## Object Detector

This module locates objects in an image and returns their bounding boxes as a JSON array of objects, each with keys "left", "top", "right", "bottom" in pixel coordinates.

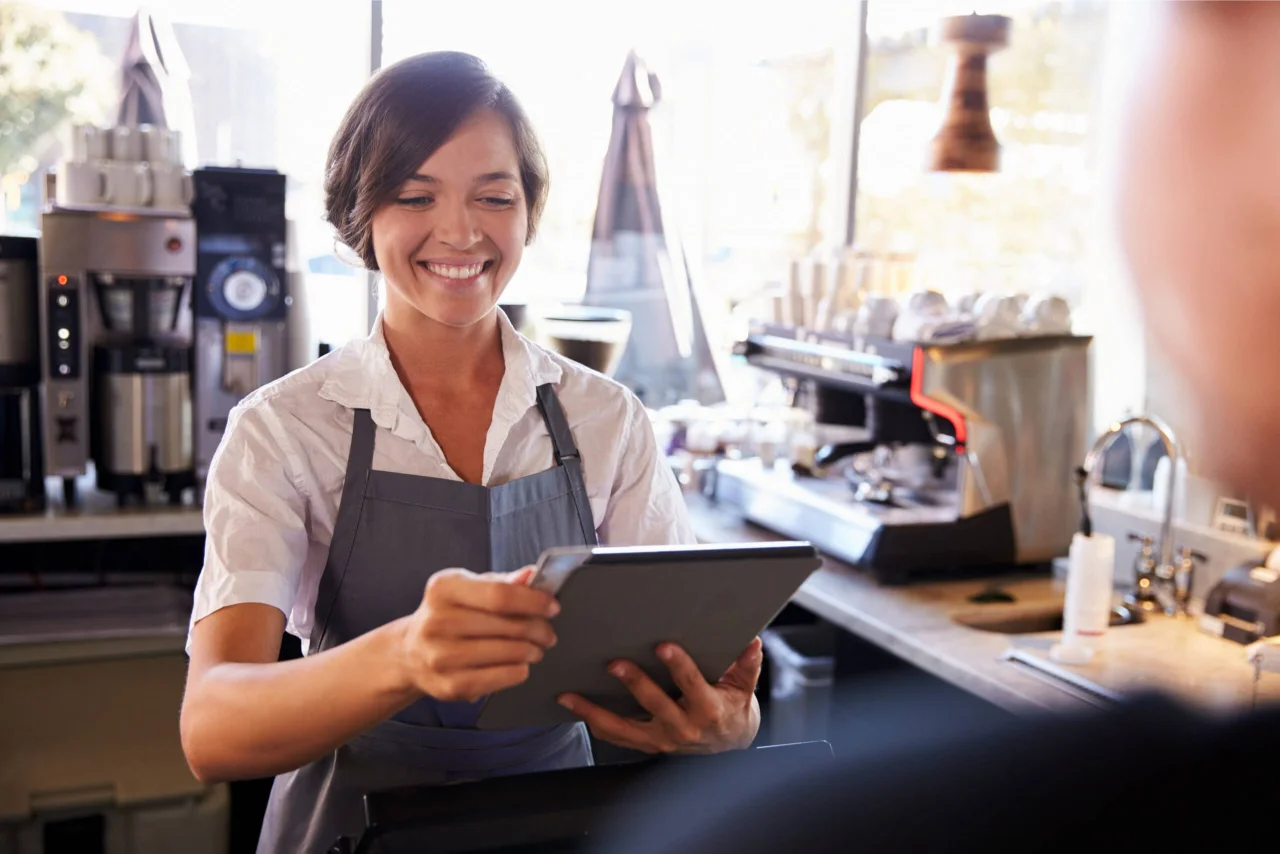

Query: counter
[
  {"left": 0, "top": 473, "right": 203, "bottom": 544},
  {"left": 684, "top": 492, "right": 1280, "bottom": 716}
]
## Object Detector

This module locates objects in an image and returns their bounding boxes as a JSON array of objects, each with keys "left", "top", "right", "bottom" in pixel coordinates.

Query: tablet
[{"left": 474, "top": 541, "right": 822, "bottom": 730}]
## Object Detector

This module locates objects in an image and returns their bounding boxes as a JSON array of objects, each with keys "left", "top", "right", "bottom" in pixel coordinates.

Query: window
[
  {"left": 2, "top": 0, "right": 371, "bottom": 348},
  {"left": 854, "top": 0, "right": 1111, "bottom": 307},
  {"left": 382, "top": 0, "right": 861, "bottom": 374}
]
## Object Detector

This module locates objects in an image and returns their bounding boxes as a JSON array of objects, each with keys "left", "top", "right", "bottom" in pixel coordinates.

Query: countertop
[
  {"left": 683, "top": 492, "right": 1280, "bottom": 716},
  {"left": 0, "top": 473, "right": 203, "bottom": 543}
]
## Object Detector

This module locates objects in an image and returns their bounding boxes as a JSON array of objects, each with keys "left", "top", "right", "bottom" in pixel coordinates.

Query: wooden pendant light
[{"left": 928, "top": 13, "right": 1011, "bottom": 172}]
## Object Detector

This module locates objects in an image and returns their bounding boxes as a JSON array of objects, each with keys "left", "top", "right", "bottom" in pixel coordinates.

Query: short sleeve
[
  {"left": 597, "top": 396, "right": 696, "bottom": 547},
  {"left": 187, "top": 402, "right": 310, "bottom": 653}
]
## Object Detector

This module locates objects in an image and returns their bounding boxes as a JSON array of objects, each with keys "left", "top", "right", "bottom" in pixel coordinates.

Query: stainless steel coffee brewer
[
  {"left": 0, "top": 236, "right": 46, "bottom": 513},
  {"left": 38, "top": 204, "right": 196, "bottom": 507},
  {"left": 716, "top": 324, "right": 1091, "bottom": 584}
]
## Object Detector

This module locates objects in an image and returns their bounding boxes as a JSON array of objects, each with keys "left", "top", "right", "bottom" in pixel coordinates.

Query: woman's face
[{"left": 371, "top": 109, "right": 527, "bottom": 329}]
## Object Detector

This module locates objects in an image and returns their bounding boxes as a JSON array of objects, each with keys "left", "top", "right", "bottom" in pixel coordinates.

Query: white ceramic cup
[
  {"left": 69, "top": 124, "right": 111, "bottom": 161},
  {"left": 110, "top": 125, "right": 144, "bottom": 161},
  {"left": 102, "top": 160, "right": 152, "bottom": 207},
  {"left": 141, "top": 125, "right": 181, "bottom": 165},
  {"left": 55, "top": 160, "right": 108, "bottom": 206},
  {"left": 1022, "top": 294, "right": 1073, "bottom": 335},
  {"left": 956, "top": 291, "right": 985, "bottom": 316},
  {"left": 150, "top": 162, "right": 193, "bottom": 210},
  {"left": 973, "top": 292, "right": 1021, "bottom": 326},
  {"left": 854, "top": 295, "right": 900, "bottom": 340},
  {"left": 906, "top": 289, "right": 949, "bottom": 317}
]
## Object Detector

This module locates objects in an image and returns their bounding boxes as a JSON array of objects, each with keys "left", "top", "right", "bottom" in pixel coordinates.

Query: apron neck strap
[
  {"left": 534, "top": 383, "right": 598, "bottom": 546},
  {"left": 347, "top": 408, "right": 377, "bottom": 481},
  {"left": 534, "top": 383, "right": 581, "bottom": 465}
]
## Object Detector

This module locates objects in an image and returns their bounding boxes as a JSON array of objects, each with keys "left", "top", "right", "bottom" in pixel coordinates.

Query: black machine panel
[
  {"left": 191, "top": 167, "right": 287, "bottom": 322},
  {"left": 46, "top": 277, "right": 81, "bottom": 380}
]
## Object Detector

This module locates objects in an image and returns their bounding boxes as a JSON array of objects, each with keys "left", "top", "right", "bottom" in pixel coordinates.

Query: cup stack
[{"left": 55, "top": 123, "right": 192, "bottom": 213}]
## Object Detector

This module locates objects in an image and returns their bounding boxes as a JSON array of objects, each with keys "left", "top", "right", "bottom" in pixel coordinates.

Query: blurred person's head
[
  {"left": 324, "top": 51, "right": 548, "bottom": 329},
  {"left": 1119, "top": 2, "right": 1280, "bottom": 508}
]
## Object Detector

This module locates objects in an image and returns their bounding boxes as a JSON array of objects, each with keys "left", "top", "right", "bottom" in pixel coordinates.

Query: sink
[{"left": 952, "top": 603, "right": 1144, "bottom": 635}]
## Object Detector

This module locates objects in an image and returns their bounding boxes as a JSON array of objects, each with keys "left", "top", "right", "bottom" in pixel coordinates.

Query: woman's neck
[{"left": 381, "top": 302, "right": 505, "bottom": 392}]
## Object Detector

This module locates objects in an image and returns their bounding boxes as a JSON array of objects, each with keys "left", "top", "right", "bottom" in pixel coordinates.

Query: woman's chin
[{"left": 417, "top": 297, "right": 498, "bottom": 330}]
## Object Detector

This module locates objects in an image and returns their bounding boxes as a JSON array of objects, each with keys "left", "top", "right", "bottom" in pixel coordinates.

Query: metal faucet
[{"left": 1080, "top": 415, "right": 1186, "bottom": 616}]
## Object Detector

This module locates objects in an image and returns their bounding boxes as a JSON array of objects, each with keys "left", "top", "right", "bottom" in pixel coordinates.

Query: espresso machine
[
  {"left": 38, "top": 206, "right": 197, "bottom": 507},
  {"left": 0, "top": 236, "right": 46, "bottom": 513},
  {"left": 190, "top": 167, "right": 288, "bottom": 483},
  {"left": 716, "top": 324, "right": 1091, "bottom": 584}
]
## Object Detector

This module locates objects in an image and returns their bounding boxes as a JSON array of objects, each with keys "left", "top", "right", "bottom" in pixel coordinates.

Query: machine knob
[
  {"left": 207, "top": 255, "right": 279, "bottom": 319},
  {"left": 222, "top": 269, "right": 269, "bottom": 312}
]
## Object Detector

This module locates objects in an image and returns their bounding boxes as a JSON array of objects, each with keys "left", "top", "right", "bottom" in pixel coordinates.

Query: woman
[{"left": 179, "top": 52, "right": 761, "bottom": 853}]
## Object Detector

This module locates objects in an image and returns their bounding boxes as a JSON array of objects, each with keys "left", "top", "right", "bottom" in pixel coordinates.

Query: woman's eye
[
  {"left": 396, "top": 196, "right": 432, "bottom": 208},
  {"left": 479, "top": 197, "right": 514, "bottom": 208}
]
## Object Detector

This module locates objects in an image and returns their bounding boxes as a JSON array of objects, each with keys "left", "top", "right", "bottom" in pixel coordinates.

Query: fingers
[
  {"left": 421, "top": 638, "right": 546, "bottom": 670},
  {"left": 717, "top": 637, "right": 764, "bottom": 693},
  {"left": 557, "top": 693, "right": 670, "bottom": 753},
  {"left": 426, "top": 610, "right": 557, "bottom": 648},
  {"left": 656, "top": 643, "right": 717, "bottom": 708},
  {"left": 606, "top": 659, "right": 689, "bottom": 731},
  {"left": 428, "top": 568, "right": 559, "bottom": 618}
]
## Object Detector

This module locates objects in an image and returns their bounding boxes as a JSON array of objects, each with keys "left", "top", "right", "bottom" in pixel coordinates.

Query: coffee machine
[
  {"left": 190, "top": 167, "right": 288, "bottom": 483},
  {"left": 0, "top": 236, "right": 47, "bottom": 513},
  {"left": 716, "top": 324, "right": 1091, "bottom": 584},
  {"left": 38, "top": 207, "right": 197, "bottom": 507}
]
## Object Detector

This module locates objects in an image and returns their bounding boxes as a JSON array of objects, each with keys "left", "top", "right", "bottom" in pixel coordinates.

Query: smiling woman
[
  {"left": 370, "top": 111, "right": 529, "bottom": 330},
  {"left": 180, "top": 50, "right": 758, "bottom": 854},
  {"left": 324, "top": 52, "right": 549, "bottom": 270}
]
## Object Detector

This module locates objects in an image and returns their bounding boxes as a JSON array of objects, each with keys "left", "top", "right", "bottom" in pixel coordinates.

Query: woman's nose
[{"left": 434, "top": 199, "right": 481, "bottom": 249}]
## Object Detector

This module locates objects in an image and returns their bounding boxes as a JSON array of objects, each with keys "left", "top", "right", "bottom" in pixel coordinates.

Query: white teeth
[{"left": 424, "top": 262, "right": 485, "bottom": 279}]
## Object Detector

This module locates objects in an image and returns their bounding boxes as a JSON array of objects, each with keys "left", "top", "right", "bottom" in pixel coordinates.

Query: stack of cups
[{"left": 56, "top": 124, "right": 192, "bottom": 212}]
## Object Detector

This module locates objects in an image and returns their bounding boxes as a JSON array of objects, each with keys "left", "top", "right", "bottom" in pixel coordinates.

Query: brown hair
[{"left": 324, "top": 51, "right": 549, "bottom": 270}]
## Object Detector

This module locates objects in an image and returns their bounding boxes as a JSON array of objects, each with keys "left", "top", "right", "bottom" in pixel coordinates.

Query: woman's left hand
[{"left": 557, "top": 638, "right": 762, "bottom": 754}]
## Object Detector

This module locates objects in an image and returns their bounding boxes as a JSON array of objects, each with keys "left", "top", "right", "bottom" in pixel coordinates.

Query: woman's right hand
[{"left": 396, "top": 567, "right": 559, "bottom": 703}]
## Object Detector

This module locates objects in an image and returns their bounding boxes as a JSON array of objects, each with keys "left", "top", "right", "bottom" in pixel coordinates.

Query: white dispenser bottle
[{"left": 1051, "top": 532, "right": 1117, "bottom": 665}]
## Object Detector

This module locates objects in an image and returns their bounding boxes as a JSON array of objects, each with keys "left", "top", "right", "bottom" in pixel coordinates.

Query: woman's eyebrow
[
  {"left": 404, "top": 171, "right": 516, "bottom": 184},
  {"left": 473, "top": 171, "right": 518, "bottom": 184}
]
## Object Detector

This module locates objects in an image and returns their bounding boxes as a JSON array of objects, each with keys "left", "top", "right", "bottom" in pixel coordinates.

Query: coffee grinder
[
  {"left": 38, "top": 206, "right": 197, "bottom": 507},
  {"left": 190, "top": 167, "right": 289, "bottom": 484}
]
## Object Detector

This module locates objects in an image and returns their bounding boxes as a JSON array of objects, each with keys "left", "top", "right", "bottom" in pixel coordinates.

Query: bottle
[{"left": 1051, "top": 532, "right": 1117, "bottom": 666}]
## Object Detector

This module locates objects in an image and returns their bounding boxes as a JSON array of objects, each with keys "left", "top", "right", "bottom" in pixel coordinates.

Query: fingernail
[
  {"left": 557, "top": 695, "right": 575, "bottom": 711},
  {"left": 658, "top": 645, "right": 674, "bottom": 662},
  {"left": 546, "top": 601, "right": 561, "bottom": 617},
  {"left": 609, "top": 662, "right": 627, "bottom": 678}
]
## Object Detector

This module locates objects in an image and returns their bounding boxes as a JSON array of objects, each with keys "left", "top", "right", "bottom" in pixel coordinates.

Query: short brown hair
[{"left": 324, "top": 51, "right": 549, "bottom": 270}]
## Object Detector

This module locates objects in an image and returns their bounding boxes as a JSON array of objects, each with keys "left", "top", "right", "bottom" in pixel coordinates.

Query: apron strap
[
  {"left": 312, "top": 408, "right": 378, "bottom": 651},
  {"left": 534, "top": 384, "right": 598, "bottom": 546}
]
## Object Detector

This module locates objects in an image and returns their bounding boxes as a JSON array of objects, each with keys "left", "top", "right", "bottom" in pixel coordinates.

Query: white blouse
[{"left": 189, "top": 310, "right": 695, "bottom": 654}]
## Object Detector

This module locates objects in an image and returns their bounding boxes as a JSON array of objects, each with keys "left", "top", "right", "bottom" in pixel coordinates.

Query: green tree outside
[{"left": 0, "top": 3, "right": 113, "bottom": 230}]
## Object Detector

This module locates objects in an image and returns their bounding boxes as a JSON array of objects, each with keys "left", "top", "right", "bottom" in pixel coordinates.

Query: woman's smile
[{"left": 416, "top": 258, "right": 495, "bottom": 290}]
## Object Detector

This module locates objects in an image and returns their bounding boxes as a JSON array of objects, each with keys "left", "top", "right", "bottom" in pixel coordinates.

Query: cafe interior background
[{"left": 3, "top": 1, "right": 1278, "bottom": 852}]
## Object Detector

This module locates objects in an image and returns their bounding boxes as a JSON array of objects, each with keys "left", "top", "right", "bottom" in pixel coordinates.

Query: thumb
[
  {"left": 502, "top": 566, "right": 537, "bottom": 586},
  {"left": 718, "top": 637, "right": 764, "bottom": 693}
]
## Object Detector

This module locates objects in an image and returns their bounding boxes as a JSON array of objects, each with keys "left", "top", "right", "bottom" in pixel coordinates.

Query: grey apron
[{"left": 257, "top": 384, "right": 598, "bottom": 854}]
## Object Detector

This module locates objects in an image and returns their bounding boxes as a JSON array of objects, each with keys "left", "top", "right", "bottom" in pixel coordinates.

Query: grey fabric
[
  {"left": 256, "top": 384, "right": 596, "bottom": 854},
  {"left": 535, "top": 382, "right": 598, "bottom": 547}
]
